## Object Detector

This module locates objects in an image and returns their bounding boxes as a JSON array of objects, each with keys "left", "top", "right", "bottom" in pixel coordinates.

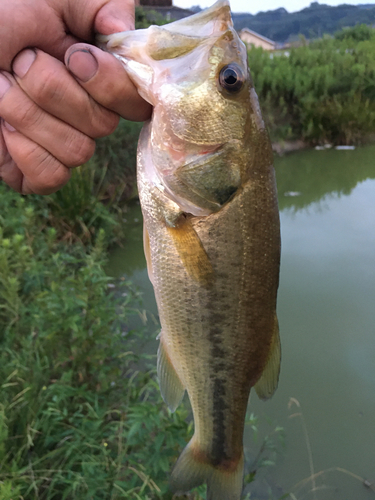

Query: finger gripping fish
[{"left": 99, "top": 2, "right": 281, "bottom": 498}]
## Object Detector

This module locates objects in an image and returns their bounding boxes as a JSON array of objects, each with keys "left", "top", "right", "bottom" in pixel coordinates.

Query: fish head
[{"left": 99, "top": 0, "right": 270, "bottom": 215}]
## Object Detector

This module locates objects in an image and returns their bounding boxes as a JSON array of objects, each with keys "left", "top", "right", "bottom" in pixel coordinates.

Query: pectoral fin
[
  {"left": 255, "top": 315, "right": 281, "bottom": 400},
  {"left": 167, "top": 216, "right": 214, "bottom": 287},
  {"left": 157, "top": 338, "right": 185, "bottom": 412}
]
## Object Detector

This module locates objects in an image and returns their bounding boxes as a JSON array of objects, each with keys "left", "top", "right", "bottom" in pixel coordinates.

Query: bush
[
  {"left": 249, "top": 24, "right": 375, "bottom": 145},
  {"left": 0, "top": 185, "right": 194, "bottom": 499}
]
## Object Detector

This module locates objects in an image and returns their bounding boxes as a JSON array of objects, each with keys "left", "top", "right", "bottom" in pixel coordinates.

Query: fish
[{"left": 98, "top": 1, "right": 281, "bottom": 498}]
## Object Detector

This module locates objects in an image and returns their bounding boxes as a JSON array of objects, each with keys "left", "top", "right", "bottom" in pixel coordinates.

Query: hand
[{"left": 0, "top": 0, "right": 152, "bottom": 194}]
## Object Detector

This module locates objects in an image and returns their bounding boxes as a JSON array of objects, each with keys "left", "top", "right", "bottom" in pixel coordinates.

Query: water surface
[{"left": 107, "top": 145, "right": 375, "bottom": 499}]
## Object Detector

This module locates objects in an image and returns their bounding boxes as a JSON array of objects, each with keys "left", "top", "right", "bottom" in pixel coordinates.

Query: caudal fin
[{"left": 169, "top": 439, "right": 244, "bottom": 500}]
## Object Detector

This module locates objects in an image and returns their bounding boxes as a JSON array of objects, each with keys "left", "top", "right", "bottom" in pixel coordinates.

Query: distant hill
[{"left": 232, "top": 2, "right": 375, "bottom": 42}]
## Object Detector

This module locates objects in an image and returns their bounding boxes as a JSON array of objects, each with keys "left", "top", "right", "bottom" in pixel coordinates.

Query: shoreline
[{"left": 272, "top": 139, "right": 307, "bottom": 156}]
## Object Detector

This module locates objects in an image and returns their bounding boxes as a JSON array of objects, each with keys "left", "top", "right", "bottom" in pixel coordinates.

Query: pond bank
[{"left": 272, "top": 139, "right": 307, "bottom": 155}]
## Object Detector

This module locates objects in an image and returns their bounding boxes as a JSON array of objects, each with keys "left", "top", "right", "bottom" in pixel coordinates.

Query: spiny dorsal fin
[
  {"left": 157, "top": 338, "right": 185, "bottom": 412},
  {"left": 255, "top": 315, "right": 281, "bottom": 400}
]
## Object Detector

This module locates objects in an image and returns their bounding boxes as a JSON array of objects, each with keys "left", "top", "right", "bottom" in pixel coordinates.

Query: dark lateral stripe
[
  {"left": 207, "top": 320, "right": 230, "bottom": 465},
  {"left": 211, "top": 376, "right": 229, "bottom": 465}
]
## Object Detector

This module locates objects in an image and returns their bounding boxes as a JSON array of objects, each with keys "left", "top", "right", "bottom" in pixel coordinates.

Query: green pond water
[{"left": 107, "top": 145, "right": 375, "bottom": 499}]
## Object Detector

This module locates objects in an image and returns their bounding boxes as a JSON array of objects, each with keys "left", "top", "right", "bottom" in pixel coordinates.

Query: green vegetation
[
  {"left": 249, "top": 24, "right": 375, "bottom": 145},
  {"left": 1, "top": 10, "right": 372, "bottom": 499},
  {"left": 0, "top": 169, "right": 282, "bottom": 498},
  {"left": 233, "top": 2, "right": 375, "bottom": 42},
  {"left": 0, "top": 183, "right": 194, "bottom": 499}
]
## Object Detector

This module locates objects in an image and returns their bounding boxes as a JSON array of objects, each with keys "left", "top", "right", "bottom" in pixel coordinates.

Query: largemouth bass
[{"left": 99, "top": 2, "right": 281, "bottom": 498}]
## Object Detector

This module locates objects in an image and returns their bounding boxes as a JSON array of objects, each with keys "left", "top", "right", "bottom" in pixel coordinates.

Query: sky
[{"left": 173, "top": 0, "right": 375, "bottom": 15}]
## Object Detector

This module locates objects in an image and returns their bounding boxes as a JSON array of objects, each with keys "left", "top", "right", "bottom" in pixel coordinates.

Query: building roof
[{"left": 239, "top": 27, "right": 276, "bottom": 46}]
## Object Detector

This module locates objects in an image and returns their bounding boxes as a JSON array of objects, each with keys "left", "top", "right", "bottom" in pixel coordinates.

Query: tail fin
[{"left": 169, "top": 439, "right": 244, "bottom": 500}]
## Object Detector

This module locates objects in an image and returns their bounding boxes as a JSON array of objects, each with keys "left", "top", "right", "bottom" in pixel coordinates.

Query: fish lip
[{"left": 97, "top": 0, "right": 234, "bottom": 56}]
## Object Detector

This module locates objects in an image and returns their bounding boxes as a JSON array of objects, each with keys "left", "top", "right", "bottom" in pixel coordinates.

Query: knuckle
[
  {"left": 65, "top": 133, "right": 96, "bottom": 166},
  {"left": 32, "top": 67, "right": 67, "bottom": 107},
  {"left": 92, "top": 110, "right": 119, "bottom": 138},
  {"left": 21, "top": 145, "right": 70, "bottom": 194},
  {"left": 12, "top": 99, "right": 43, "bottom": 129},
  {"left": 34, "top": 170, "right": 70, "bottom": 194}
]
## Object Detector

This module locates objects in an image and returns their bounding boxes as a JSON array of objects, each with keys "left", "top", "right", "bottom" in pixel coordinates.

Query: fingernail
[
  {"left": 67, "top": 49, "right": 99, "bottom": 82},
  {"left": 3, "top": 121, "right": 16, "bottom": 132},
  {"left": 0, "top": 73, "right": 11, "bottom": 99},
  {"left": 13, "top": 49, "right": 36, "bottom": 78}
]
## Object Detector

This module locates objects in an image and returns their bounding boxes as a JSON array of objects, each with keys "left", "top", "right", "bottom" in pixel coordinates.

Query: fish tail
[{"left": 170, "top": 438, "right": 244, "bottom": 500}]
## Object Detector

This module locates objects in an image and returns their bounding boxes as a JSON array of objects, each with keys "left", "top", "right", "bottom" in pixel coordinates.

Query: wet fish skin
[{"left": 98, "top": 2, "right": 281, "bottom": 499}]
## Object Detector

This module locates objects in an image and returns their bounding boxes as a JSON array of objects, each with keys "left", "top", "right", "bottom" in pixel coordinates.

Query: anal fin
[
  {"left": 157, "top": 337, "right": 185, "bottom": 412},
  {"left": 255, "top": 314, "right": 281, "bottom": 400}
]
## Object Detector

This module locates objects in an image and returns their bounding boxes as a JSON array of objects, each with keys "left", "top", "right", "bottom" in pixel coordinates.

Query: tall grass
[{"left": 0, "top": 185, "right": 194, "bottom": 499}]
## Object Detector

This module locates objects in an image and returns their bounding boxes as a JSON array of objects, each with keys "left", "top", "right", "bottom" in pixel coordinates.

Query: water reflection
[
  {"left": 110, "top": 204, "right": 145, "bottom": 275},
  {"left": 277, "top": 145, "right": 375, "bottom": 211}
]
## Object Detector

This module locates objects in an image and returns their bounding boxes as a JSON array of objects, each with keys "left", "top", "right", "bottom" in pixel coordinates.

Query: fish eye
[{"left": 219, "top": 63, "right": 245, "bottom": 93}]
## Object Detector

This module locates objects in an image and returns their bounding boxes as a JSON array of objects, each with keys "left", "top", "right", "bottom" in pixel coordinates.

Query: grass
[
  {"left": 0, "top": 183, "right": 284, "bottom": 499},
  {"left": 284, "top": 398, "right": 373, "bottom": 500},
  {"left": 0, "top": 184, "right": 193, "bottom": 499}
]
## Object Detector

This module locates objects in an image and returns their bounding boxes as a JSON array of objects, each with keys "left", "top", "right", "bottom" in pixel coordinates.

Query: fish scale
[{"left": 98, "top": 1, "right": 281, "bottom": 498}]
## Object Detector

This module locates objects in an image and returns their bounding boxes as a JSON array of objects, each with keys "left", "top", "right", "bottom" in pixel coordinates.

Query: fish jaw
[
  {"left": 97, "top": 0, "right": 249, "bottom": 142},
  {"left": 96, "top": 0, "right": 235, "bottom": 102}
]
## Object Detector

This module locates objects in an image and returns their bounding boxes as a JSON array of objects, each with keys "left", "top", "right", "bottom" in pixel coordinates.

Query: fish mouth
[
  {"left": 155, "top": 0, "right": 233, "bottom": 38},
  {"left": 97, "top": 0, "right": 236, "bottom": 75},
  {"left": 97, "top": 0, "right": 247, "bottom": 109},
  {"left": 99, "top": 1, "right": 233, "bottom": 50}
]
